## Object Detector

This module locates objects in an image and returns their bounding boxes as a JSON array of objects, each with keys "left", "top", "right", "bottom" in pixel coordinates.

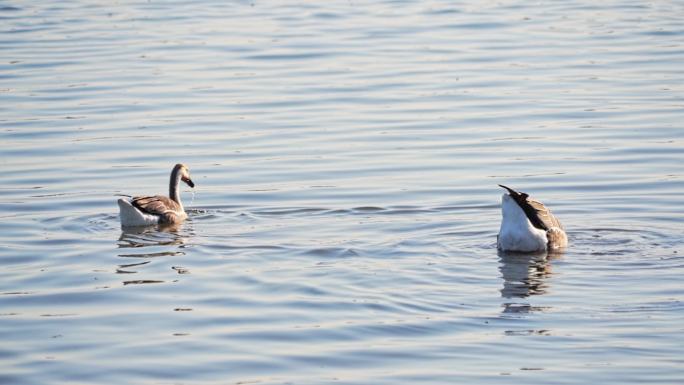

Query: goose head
[{"left": 176, "top": 164, "right": 195, "bottom": 188}]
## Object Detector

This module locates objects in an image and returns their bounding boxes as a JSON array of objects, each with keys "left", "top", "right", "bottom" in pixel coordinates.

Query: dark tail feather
[
  {"left": 498, "top": 184, "right": 528, "bottom": 199},
  {"left": 498, "top": 184, "right": 518, "bottom": 195}
]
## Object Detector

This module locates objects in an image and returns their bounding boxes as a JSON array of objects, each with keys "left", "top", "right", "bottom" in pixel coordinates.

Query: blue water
[{"left": 1, "top": 1, "right": 683, "bottom": 384}]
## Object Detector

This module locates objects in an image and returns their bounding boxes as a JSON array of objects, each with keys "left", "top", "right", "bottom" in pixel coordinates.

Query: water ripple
[{"left": 1, "top": 1, "right": 683, "bottom": 384}]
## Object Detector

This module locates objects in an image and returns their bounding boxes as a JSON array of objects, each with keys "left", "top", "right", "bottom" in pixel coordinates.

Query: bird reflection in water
[
  {"left": 498, "top": 250, "right": 562, "bottom": 315},
  {"left": 116, "top": 223, "right": 191, "bottom": 284},
  {"left": 118, "top": 222, "right": 187, "bottom": 251}
]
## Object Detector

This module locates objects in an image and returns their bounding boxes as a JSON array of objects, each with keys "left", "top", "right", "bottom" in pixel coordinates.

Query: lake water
[{"left": 1, "top": 1, "right": 683, "bottom": 384}]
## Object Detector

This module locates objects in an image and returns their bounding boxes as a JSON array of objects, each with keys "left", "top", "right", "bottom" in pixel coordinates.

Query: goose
[
  {"left": 497, "top": 184, "right": 567, "bottom": 252},
  {"left": 118, "top": 164, "right": 195, "bottom": 227}
]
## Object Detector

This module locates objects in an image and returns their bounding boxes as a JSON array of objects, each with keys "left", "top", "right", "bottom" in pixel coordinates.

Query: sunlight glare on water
[{"left": 0, "top": 1, "right": 683, "bottom": 384}]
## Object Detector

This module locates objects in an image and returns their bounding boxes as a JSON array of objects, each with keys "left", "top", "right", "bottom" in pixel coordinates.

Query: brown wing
[
  {"left": 131, "top": 195, "right": 181, "bottom": 216},
  {"left": 525, "top": 198, "right": 563, "bottom": 231}
]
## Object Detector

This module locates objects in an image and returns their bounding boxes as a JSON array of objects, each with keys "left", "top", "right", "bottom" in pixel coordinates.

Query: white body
[
  {"left": 497, "top": 194, "right": 548, "bottom": 252},
  {"left": 118, "top": 198, "right": 162, "bottom": 227}
]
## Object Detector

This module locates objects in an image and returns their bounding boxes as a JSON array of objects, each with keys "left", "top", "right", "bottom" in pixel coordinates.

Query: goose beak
[{"left": 183, "top": 177, "right": 195, "bottom": 188}]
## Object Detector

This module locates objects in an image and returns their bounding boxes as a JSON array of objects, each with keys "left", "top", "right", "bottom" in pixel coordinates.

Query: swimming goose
[
  {"left": 118, "top": 164, "right": 195, "bottom": 227},
  {"left": 497, "top": 185, "right": 567, "bottom": 252}
]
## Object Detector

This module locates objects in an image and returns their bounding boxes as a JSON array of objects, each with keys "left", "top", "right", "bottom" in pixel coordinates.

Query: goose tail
[{"left": 118, "top": 198, "right": 159, "bottom": 227}]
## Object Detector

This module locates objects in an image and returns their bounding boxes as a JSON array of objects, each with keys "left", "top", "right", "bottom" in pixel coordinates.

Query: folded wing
[
  {"left": 132, "top": 196, "right": 181, "bottom": 216},
  {"left": 525, "top": 198, "right": 563, "bottom": 231}
]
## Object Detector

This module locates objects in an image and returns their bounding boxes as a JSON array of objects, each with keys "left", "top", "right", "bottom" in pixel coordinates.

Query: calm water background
[{"left": 1, "top": 1, "right": 683, "bottom": 384}]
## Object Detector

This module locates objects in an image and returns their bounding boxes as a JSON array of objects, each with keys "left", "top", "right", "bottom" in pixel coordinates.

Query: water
[{"left": 1, "top": 1, "right": 683, "bottom": 384}]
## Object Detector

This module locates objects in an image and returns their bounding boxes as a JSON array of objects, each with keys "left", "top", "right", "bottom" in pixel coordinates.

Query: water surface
[{"left": 1, "top": 1, "right": 683, "bottom": 384}]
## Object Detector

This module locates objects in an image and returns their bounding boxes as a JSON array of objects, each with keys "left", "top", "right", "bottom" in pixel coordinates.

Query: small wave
[{"left": 303, "top": 247, "right": 360, "bottom": 259}]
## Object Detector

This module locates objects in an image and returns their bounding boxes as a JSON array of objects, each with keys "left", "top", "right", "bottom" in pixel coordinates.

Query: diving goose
[
  {"left": 497, "top": 185, "right": 567, "bottom": 252},
  {"left": 118, "top": 164, "right": 195, "bottom": 227}
]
